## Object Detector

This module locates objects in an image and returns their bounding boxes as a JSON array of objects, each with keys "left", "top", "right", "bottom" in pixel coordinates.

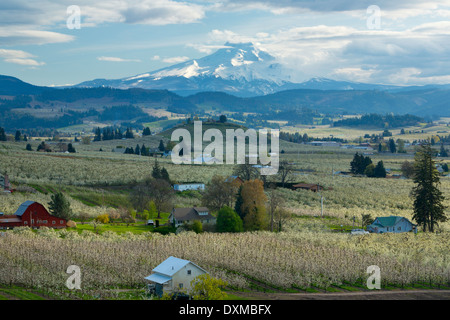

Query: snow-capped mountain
[
  {"left": 76, "top": 42, "right": 431, "bottom": 96},
  {"left": 76, "top": 42, "right": 297, "bottom": 97}
]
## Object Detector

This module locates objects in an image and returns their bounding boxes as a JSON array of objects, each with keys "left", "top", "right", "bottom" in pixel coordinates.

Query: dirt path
[{"left": 230, "top": 289, "right": 450, "bottom": 300}]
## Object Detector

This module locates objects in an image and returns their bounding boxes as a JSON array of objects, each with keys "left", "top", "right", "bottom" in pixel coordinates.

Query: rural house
[
  {"left": 0, "top": 201, "right": 67, "bottom": 229},
  {"left": 145, "top": 256, "right": 208, "bottom": 297},
  {"left": 366, "top": 216, "right": 416, "bottom": 234},
  {"left": 173, "top": 183, "right": 205, "bottom": 192},
  {"left": 225, "top": 175, "right": 244, "bottom": 186},
  {"left": 169, "top": 207, "right": 215, "bottom": 227}
]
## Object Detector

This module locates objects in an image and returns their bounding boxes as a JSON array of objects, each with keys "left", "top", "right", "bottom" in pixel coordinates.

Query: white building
[
  {"left": 173, "top": 183, "right": 205, "bottom": 192},
  {"left": 145, "top": 256, "right": 208, "bottom": 297}
]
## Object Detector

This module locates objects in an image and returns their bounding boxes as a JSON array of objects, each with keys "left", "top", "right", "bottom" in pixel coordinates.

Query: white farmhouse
[{"left": 145, "top": 256, "right": 208, "bottom": 297}]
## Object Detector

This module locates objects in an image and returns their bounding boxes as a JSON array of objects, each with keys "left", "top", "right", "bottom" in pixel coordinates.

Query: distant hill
[
  {"left": 160, "top": 121, "right": 247, "bottom": 139},
  {"left": 0, "top": 75, "right": 49, "bottom": 95}
]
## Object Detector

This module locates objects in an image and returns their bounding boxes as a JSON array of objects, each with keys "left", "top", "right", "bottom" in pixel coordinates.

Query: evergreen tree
[
  {"left": 158, "top": 139, "right": 165, "bottom": 152},
  {"left": 152, "top": 158, "right": 162, "bottom": 179},
  {"left": 142, "top": 127, "right": 151, "bottom": 136},
  {"left": 389, "top": 138, "right": 397, "bottom": 153},
  {"left": 94, "top": 127, "right": 102, "bottom": 141},
  {"left": 219, "top": 115, "right": 227, "bottom": 123},
  {"left": 48, "top": 192, "right": 74, "bottom": 220},
  {"left": 135, "top": 144, "right": 141, "bottom": 155},
  {"left": 234, "top": 185, "right": 244, "bottom": 220},
  {"left": 160, "top": 167, "right": 170, "bottom": 182},
  {"left": 374, "top": 161, "right": 387, "bottom": 178},
  {"left": 67, "top": 143, "right": 76, "bottom": 153},
  {"left": 26, "top": 143, "right": 32, "bottom": 151},
  {"left": 350, "top": 153, "right": 372, "bottom": 174},
  {"left": 125, "top": 128, "right": 134, "bottom": 139},
  {"left": 141, "top": 144, "right": 148, "bottom": 156},
  {"left": 0, "top": 127, "right": 6, "bottom": 141},
  {"left": 411, "top": 142, "right": 447, "bottom": 232},
  {"left": 15, "top": 130, "right": 21, "bottom": 142}
]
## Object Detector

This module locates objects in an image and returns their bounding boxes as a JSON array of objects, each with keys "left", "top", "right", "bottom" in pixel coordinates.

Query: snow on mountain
[
  {"left": 77, "top": 42, "right": 296, "bottom": 96},
  {"left": 76, "top": 42, "right": 408, "bottom": 96}
]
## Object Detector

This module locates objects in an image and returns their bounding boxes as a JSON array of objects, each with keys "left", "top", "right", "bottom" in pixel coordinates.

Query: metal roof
[
  {"left": 151, "top": 256, "right": 207, "bottom": 277},
  {"left": 144, "top": 273, "right": 172, "bottom": 284},
  {"left": 373, "top": 216, "right": 404, "bottom": 227},
  {"left": 14, "top": 201, "right": 36, "bottom": 216}
]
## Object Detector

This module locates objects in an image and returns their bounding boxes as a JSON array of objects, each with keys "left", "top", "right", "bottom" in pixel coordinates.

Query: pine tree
[
  {"left": 135, "top": 144, "right": 141, "bottom": 155},
  {"left": 234, "top": 185, "right": 244, "bottom": 220},
  {"left": 26, "top": 143, "right": 32, "bottom": 151},
  {"left": 389, "top": 138, "right": 397, "bottom": 153},
  {"left": 142, "top": 127, "right": 151, "bottom": 136},
  {"left": 160, "top": 167, "right": 170, "bottom": 182},
  {"left": 411, "top": 142, "right": 447, "bottom": 232},
  {"left": 67, "top": 143, "right": 76, "bottom": 153},
  {"left": 141, "top": 144, "right": 148, "bottom": 156},
  {"left": 374, "top": 161, "right": 386, "bottom": 178},
  {"left": 94, "top": 127, "right": 102, "bottom": 141},
  {"left": 152, "top": 158, "right": 162, "bottom": 179},
  {"left": 0, "top": 127, "right": 6, "bottom": 141},
  {"left": 15, "top": 130, "right": 21, "bottom": 142},
  {"left": 158, "top": 139, "right": 165, "bottom": 152},
  {"left": 48, "top": 192, "right": 74, "bottom": 220}
]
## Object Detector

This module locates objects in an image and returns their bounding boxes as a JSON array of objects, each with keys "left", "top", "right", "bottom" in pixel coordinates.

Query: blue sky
[{"left": 1, "top": 0, "right": 450, "bottom": 86}]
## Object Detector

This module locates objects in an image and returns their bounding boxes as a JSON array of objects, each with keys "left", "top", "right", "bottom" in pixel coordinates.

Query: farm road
[{"left": 231, "top": 289, "right": 450, "bottom": 300}]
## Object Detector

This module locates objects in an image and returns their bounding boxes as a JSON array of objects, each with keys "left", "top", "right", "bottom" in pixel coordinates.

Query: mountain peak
[{"left": 75, "top": 42, "right": 293, "bottom": 96}]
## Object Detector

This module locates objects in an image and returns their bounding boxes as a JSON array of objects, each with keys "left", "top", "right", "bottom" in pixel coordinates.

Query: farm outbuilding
[
  {"left": 0, "top": 201, "right": 67, "bottom": 229},
  {"left": 145, "top": 256, "right": 208, "bottom": 297},
  {"left": 173, "top": 183, "right": 205, "bottom": 192}
]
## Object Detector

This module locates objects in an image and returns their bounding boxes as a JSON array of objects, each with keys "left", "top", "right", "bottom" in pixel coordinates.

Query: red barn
[{"left": 0, "top": 201, "right": 67, "bottom": 229}]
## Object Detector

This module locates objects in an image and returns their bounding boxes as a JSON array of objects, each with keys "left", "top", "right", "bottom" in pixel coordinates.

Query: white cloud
[
  {"left": 0, "top": 49, "right": 45, "bottom": 66},
  {"left": 0, "top": 27, "right": 74, "bottom": 46},
  {"left": 97, "top": 56, "right": 141, "bottom": 62},
  {"left": 162, "top": 56, "right": 190, "bottom": 63}
]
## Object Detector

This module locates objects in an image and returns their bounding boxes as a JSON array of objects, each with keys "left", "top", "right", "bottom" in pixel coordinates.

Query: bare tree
[
  {"left": 278, "top": 160, "right": 295, "bottom": 187},
  {"left": 232, "top": 163, "right": 259, "bottom": 181},
  {"left": 146, "top": 179, "right": 175, "bottom": 219},
  {"left": 266, "top": 189, "right": 283, "bottom": 232},
  {"left": 202, "top": 175, "right": 240, "bottom": 212}
]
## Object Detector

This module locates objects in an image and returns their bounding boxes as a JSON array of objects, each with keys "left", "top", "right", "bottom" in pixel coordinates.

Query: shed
[{"left": 145, "top": 256, "right": 208, "bottom": 297}]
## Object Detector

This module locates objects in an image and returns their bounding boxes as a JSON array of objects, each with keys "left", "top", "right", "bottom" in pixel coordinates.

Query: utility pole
[{"left": 320, "top": 194, "right": 324, "bottom": 218}]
